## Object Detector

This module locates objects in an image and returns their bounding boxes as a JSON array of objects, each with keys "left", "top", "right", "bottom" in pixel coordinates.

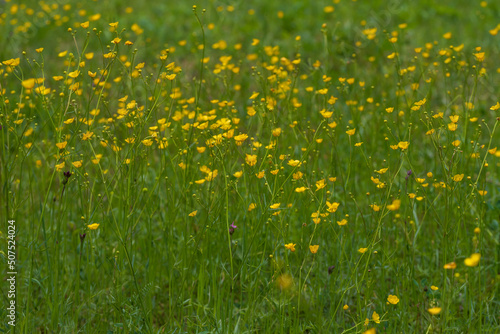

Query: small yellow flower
[
  {"left": 87, "top": 223, "right": 100, "bottom": 230},
  {"left": 326, "top": 201, "right": 340, "bottom": 213},
  {"left": 358, "top": 248, "right": 368, "bottom": 254},
  {"left": 315, "top": 179, "right": 326, "bottom": 191},
  {"left": 363, "top": 328, "right": 376, "bottom": 334},
  {"left": 427, "top": 307, "right": 442, "bottom": 315},
  {"left": 245, "top": 154, "right": 257, "bottom": 166},
  {"left": 72, "top": 161, "right": 82, "bottom": 168},
  {"left": 398, "top": 141, "right": 409, "bottom": 150},
  {"left": 464, "top": 253, "right": 481, "bottom": 267},
  {"left": 452, "top": 174, "right": 464, "bottom": 182},
  {"left": 372, "top": 311, "right": 380, "bottom": 323},
  {"left": 431, "top": 286, "right": 439, "bottom": 291},
  {"left": 309, "top": 245, "right": 319, "bottom": 254},
  {"left": 248, "top": 203, "right": 257, "bottom": 211},
  {"left": 288, "top": 159, "right": 301, "bottom": 167},
  {"left": 284, "top": 243, "right": 296, "bottom": 252},
  {"left": 443, "top": 262, "right": 457, "bottom": 269},
  {"left": 270, "top": 203, "right": 281, "bottom": 209},
  {"left": 343, "top": 304, "right": 349, "bottom": 310},
  {"left": 56, "top": 141, "right": 68, "bottom": 149},
  {"left": 337, "top": 219, "right": 348, "bottom": 226},
  {"left": 346, "top": 128, "right": 356, "bottom": 136},
  {"left": 68, "top": 70, "right": 80, "bottom": 78},
  {"left": 188, "top": 210, "right": 197, "bottom": 217},
  {"left": 387, "top": 199, "right": 401, "bottom": 211},
  {"left": 82, "top": 131, "right": 94, "bottom": 141},
  {"left": 387, "top": 295, "right": 399, "bottom": 304},
  {"left": 55, "top": 162, "right": 65, "bottom": 171},
  {"left": 295, "top": 186, "right": 307, "bottom": 193}
]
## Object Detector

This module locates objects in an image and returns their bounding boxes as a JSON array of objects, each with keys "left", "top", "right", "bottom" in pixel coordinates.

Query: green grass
[{"left": 0, "top": 0, "right": 499, "bottom": 333}]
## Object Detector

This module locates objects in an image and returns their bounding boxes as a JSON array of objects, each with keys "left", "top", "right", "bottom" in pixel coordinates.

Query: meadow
[{"left": 0, "top": 0, "right": 499, "bottom": 333}]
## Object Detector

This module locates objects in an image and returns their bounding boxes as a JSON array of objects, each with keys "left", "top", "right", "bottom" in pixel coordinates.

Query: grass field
[{"left": 1, "top": 0, "right": 499, "bottom": 333}]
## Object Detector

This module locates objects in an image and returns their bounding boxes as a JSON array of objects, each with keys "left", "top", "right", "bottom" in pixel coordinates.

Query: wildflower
[
  {"left": 358, "top": 248, "right": 368, "bottom": 254},
  {"left": 288, "top": 159, "right": 301, "bottom": 167},
  {"left": 56, "top": 141, "right": 68, "bottom": 149},
  {"left": 443, "top": 262, "right": 457, "bottom": 269},
  {"left": 87, "top": 223, "right": 100, "bottom": 230},
  {"left": 295, "top": 187, "right": 307, "bottom": 193},
  {"left": 245, "top": 154, "right": 257, "bottom": 166},
  {"left": 387, "top": 295, "right": 399, "bottom": 304},
  {"left": 270, "top": 203, "right": 280, "bottom": 209},
  {"left": 452, "top": 174, "right": 464, "bottom": 182},
  {"left": 284, "top": 243, "right": 296, "bottom": 252},
  {"left": 315, "top": 179, "right": 326, "bottom": 191},
  {"left": 372, "top": 311, "right": 380, "bottom": 323},
  {"left": 343, "top": 304, "right": 349, "bottom": 310},
  {"left": 248, "top": 203, "right": 256, "bottom": 211},
  {"left": 337, "top": 219, "right": 347, "bottom": 226},
  {"left": 398, "top": 141, "right": 409, "bottom": 150},
  {"left": 346, "top": 128, "right": 356, "bottom": 136},
  {"left": 326, "top": 201, "right": 340, "bottom": 213},
  {"left": 309, "top": 245, "right": 319, "bottom": 254},
  {"left": 229, "top": 222, "right": 237, "bottom": 235},
  {"left": 431, "top": 286, "right": 439, "bottom": 291},
  {"left": 387, "top": 199, "right": 401, "bottom": 211},
  {"left": 363, "top": 328, "right": 376, "bottom": 334},
  {"left": 427, "top": 307, "right": 442, "bottom": 315},
  {"left": 82, "top": 131, "right": 94, "bottom": 141},
  {"left": 464, "top": 253, "right": 480, "bottom": 267},
  {"left": 188, "top": 210, "right": 197, "bottom": 217}
]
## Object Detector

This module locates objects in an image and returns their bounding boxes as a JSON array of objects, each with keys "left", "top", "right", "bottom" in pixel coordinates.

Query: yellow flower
[
  {"left": 452, "top": 174, "right": 464, "bottom": 182},
  {"left": 443, "top": 262, "right": 457, "bottom": 269},
  {"left": 309, "top": 245, "right": 319, "bottom": 254},
  {"left": 473, "top": 52, "right": 485, "bottom": 62},
  {"left": 370, "top": 204, "right": 380, "bottom": 212},
  {"left": 284, "top": 243, "right": 296, "bottom": 252},
  {"left": 188, "top": 210, "right": 197, "bottom": 217},
  {"left": 346, "top": 128, "right": 356, "bottom": 136},
  {"left": 427, "top": 307, "right": 442, "bottom": 315},
  {"left": 248, "top": 203, "right": 257, "bottom": 211},
  {"left": 56, "top": 141, "right": 68, "bottom": 149},
  {"left": 295, "top": 187, "right": 307, "bottom": 193},
  {"left": 87, "top": 223, "right": 100, "bottom": 230},
  {"left": 22, "top": 78, "right": 36, "bottom": 89},
  {"left": 372, "top": 311, "right": 380, "bottom": 323},
  {"left": 358, "top": 248, "right": 368, "bottom": 254},
  {"left": 272, "top": 128, "right": 282, "bottom": 137},
  {"left": 387, "top": 199, "right": 401, "bottom": 211},
  {"left": 82, "top": 131, "right": 94, "bottom": 141},
  {"left": 270, "top": 203, "right": 281, "bottom": 209},
  {"left": 387, "top": 295, "right": 399, "bottom": 304},
  {"left": 398, "top": 141, "right": 409, "bottom": 150},
  {"left": 448, "top": 123, "right": 458, "bottom": 131},
  {"left": 337, "top": 219, "right": 348, "bottom": 226},
  {"left": 72, "top": 161, "right": 82, "bottom": 168},
  {"left": 315, "top": 179, "right": 326, "bottom": 191},
  {"left": 68, "top": 70, "right": 80, "bottom": 78},
  {"left": 431, "top": 286, "right": 439, "bottom": 291},
  {"left": 464, "top": 253, "right": 481, "bottom": 267},
  {"left": 245, "top": 154, "right": 257, "bottom": 166},
  {"left": 55, "top": 162, "right": 65, "bottom": 171},
  {"left": 326, "top": 201, "right": 340, "bottom": 213},
  {"left": 233, "top": 171, "right": 243, "bottom": 178},
  {"left": 363, "top": 328, "right": 376, "bottom": 334},
  {"left": 288, "top": 159, "right": 301, "bottom": 167}
]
